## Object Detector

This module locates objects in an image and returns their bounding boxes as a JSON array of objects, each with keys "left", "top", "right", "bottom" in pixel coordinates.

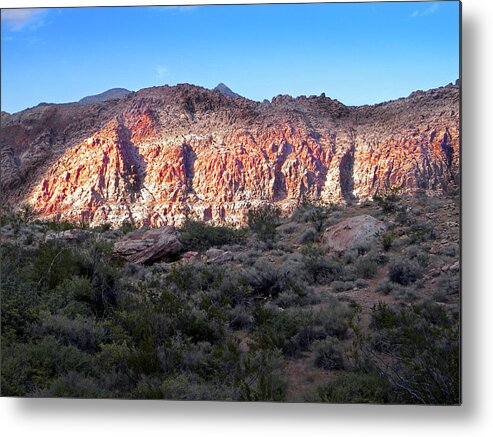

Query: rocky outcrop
[
  {"left": 1, "top": 82, "right": 460, "bottom": 227},
  {"left": 323, "top": 215, "right": 386, "bottom": 253},
  {"left": 113, "top": 227, "right": 182, "bottom": 264}
]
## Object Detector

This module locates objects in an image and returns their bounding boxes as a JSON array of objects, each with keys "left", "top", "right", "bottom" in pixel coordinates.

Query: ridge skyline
[{"left": 3, "top": 79, "right": 460, "bottom": 115}]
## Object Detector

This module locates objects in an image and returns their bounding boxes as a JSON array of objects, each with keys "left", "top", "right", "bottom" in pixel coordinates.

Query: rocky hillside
[
  {"left": 0, "top": 82, "right": 460, "bottom": 227},
  {"left": 78, "top": 88, "right": 131, "bottom": 105}
]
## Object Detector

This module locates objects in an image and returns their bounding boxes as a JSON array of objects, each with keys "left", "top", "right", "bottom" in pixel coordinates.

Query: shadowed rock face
[{"left": 0, "top": 82, "right": 460, "bottom": 227}]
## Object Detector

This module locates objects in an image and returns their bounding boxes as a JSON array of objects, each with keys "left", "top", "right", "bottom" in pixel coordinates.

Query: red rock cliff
[{"left": 1, "top": 83, "right": 459, "bottom": 226}]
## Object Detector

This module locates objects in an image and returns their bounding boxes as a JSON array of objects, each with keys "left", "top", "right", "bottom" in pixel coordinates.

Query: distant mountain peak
[
  {"left": 213, "top": 83, "right": 240, "bottom": 99},
  {"left": 78, "top": 88, "right": 131, "bottom": 105}
]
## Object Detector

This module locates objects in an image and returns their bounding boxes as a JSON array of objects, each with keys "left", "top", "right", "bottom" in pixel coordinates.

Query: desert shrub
[
  {"left": 388, "top": 258, "right": 423, "bottom": 285},
  {"left": 1, "top": 280, "right": 40, "bottom": 343},
  {"left": 251, "top": 303, "right": 351, "bottom": 358},
  {"left": 93, "top": 223, "right": 112, "bottom": 233},
  {"left": 313, "top": 302, "right": 353, "bottom": 340},
  {"left": 423, "top": 196, "right": 442, "bottom": 213},
  {"left": 332, "top": 280, "right": 354, "bottom": 293},
  {"left": 37, "top": 371, "right": 106, "bottom": 398},
  {"left": 404, "top": 245, "right": 429, "bottom": 267},
  {"left": 340, "top": 264, "right": 357, "bottom": 282},
  {"left": 315, "top": 372, "right": 392, "bottom": 403},
  {"left": 396, "top": 210, "right": 416, "bottom": 226},
  {"left": 354, "top": 257, "right": 378, "bottom": 279},
  {"left": 238, "top": 350, "right": 288, "bottom": 401},
  {"left": 298, "top": 227, "right": 317, "bottom": 244},
  {"left": 441, "top": 243, "right": 459, "bottom": 257},
  {"left": 244, "top": 259, "right": 285, "bottom": 299},
  {"left": 291, "top": 201, "right": 332, "bottom": 232},
  {"left": 408, "top": 222, "right": 438, "bottom": 243},
  {"left": 300, "top": 244, "right": 343, "bottom": 284},
  {"left": 355, "top": 279, "right": 368, "bottom": 289},
  {"left": 44, "top": 221, "right": 78, "bottom": 232},
  {"left": 119, "top": 221, "right": 137, "bottom": 235},
  {"left": 229, "top": 305, "right": 253, "bottom": 330},
  {"left": 313, "top": 338, "right": 344, "bottom": 370},
  {"left": 235, "top": 249, "right": 261, "bottom": 266},
  {"left": 1, "top": 336, "right": 93, "bottom": 396},
  {"left": 367, "top": 302, "right": 460, "bottom": 404},
  {"left": 382, "top": 231, "right": 395, "bottom": 251},
  {"left": 32, "top": 242, "right": 89, "bottom": 290},
  {"left": 179, "top": 219, "right": 245, "bottom": 252},
  {"left": 247, "top": 204, "right": 281, "bottom": 242},
  {"left": 36, "top": 313, "right": 104, "bottom": 353},
  {"left": 157, "top": 374, "right": 231, "bottom": 401},
  {"left": 368, "top": 250, "right": 389, "bottom": 266},
  {"left": 273, "top": 241, "right": 293, "bottom": 253},
  {"left": 274, "top": 290, "right": 301, "bottom": 308},
  {"left": 373, "top": 189, "right": 401, "bottom": 213},
  {"left": 280, "top": 222, "right": 299, "bottom": 235},
  {"left": 390, "top": 284, "right": 419, "bottom": 302},
  {"left": 392, "top": 235, "right": 412, "bottom": 249},
  {"left": 433, "top": 273, "right": 460, "bottom": 303},
  {"left": 376, "top": 280, "right": 393, "bottom": 295}
]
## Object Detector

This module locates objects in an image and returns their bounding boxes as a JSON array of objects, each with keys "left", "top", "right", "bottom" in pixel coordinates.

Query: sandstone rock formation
[
  {"left": 0, "top": 82, "right": 460, "bottom": 227},
  {"left": 113, "top": 227, "right": 182, "bottom": 264},
  {"left": 323, "top": 215, "right": 386, "bottom": 253}
]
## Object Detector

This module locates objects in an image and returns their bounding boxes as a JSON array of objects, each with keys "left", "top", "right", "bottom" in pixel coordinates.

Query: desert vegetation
[{"left": 0, "top": 193, "right": 460, "bottom": 403}]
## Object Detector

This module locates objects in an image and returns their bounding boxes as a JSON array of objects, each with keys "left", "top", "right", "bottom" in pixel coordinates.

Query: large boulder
[
  {"left": 113, "top": 227, "right": 182, "bottom": 264},
  {"left": 322, "top": 215, "right": 386, "bottom": 253}
]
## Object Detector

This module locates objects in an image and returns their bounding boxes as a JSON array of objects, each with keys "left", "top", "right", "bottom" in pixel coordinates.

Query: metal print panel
[{"left": 0, "top": 1, "right": 461, "bottom": 404}]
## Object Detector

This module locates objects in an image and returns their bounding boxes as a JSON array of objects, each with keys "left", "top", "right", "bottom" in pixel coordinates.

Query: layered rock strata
[{"left": 1, "top": 82, "right": 460, "bottom": 227}]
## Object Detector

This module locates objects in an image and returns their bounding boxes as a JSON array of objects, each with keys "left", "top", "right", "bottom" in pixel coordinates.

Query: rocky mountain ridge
[
  {"left": 0, "top": 81, "right": 460, "bottom": 227},
  {"left": 78, "top": 88, "right": 132, "bottom": 105}
]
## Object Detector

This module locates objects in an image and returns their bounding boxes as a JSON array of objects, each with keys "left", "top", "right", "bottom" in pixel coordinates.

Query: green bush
[
  {"left": 1, "top": 337, "right": 93, "bottom": 396},
  {"left": 367, "top": 302, "right": 460, "bottom": 404},
  {"left": 354, "top": 257, "right": 379, "bottom": 279},
  {"left": 433, "top": 273, "right": 460, "bottom": 303},
  {"left": 300, "top": 245, "right": 343, "bottom": 284},
  {"left": 298, "top": 227, "right": 317, "bottom": 244},
  {"left": 179, "top": 219, "right": 245, "bottom": 252},
  {"left": 408, "top": 222, "right": 438, "bottom": 243},
  {"left": 316, "top": 372, "right": 392, "bottom": 403},
  {"left": 382, "top": 231, "right": 394, "bottom": 251},
  {"left": 313, "top": 338, "right": 344, "bottom": 370},
  {"left": 373, "top": 189, "right": 401, "bottom": 213},
  {"left": 247, "top": 204, "right": 281, "bottom": 242},
  {"left": 388, "top": 258, "right": 423, "bottom": 286},
  {"left": 332, "top": 280, "right": 354, "bottom": 293},
  {"left": 291, "top": 201, "right": 332, "bottom": 232}
]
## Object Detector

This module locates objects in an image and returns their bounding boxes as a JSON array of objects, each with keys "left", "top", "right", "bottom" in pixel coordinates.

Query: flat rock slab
[
  {"left": 113, "top": 227, "right": 182, "bottom": 265},
  {"left": 323, "top": 215, "right": 386, "bottom": 253}
]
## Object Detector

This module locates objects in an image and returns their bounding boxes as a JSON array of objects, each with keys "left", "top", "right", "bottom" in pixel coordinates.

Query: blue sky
[{"left": 1, "top": 2, "right": 460, "bottom": 114}]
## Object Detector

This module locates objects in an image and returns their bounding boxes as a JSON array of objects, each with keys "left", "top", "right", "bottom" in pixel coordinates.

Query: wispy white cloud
[
  {"left": 156, "top": 65, "right": 168, "bottom": 78},
  {"left": 411, "top": 3, "right": 439, "bottom": 18},
  {"left": 1, "top": 8, "right": 47, "bottom": 31}
]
